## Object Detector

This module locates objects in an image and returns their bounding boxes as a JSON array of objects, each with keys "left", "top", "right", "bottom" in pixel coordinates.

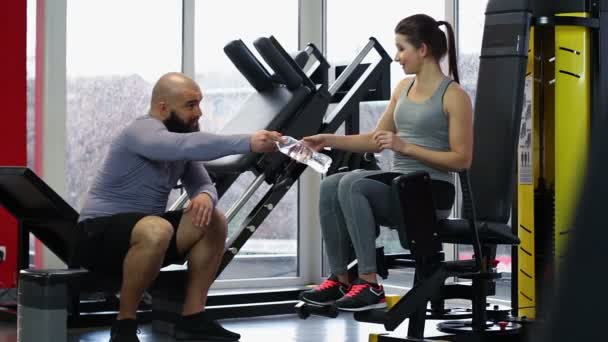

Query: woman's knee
[
  {"left": 320, "top": 173, "right": 345, "bottom": 204},
  {"left": 337, "top": 171, "right": 363, "bottom": 204},
  {"left": 321, "top": 173, "right": 344, "bottom": 194}
]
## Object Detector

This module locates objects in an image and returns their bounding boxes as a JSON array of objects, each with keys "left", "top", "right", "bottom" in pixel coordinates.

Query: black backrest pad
[
  {"left": 204, "top": 85, "right": 312, "bottom": 173},
  {"left": 254, "top": 37, "right": 304, "bottom": 90},
  {"left": 469, "top": 3, "right": 531, "bottom": 223},
  {"left": 224, "top": 39, "right": 274, "bottom": 92},
  {"left": 267, "top": 36, "right": 316, "bottom": 89},
  {"left": 0, "top": 167, "right": 78, "bottom": 222},
  {"left": 487, "top": 0, "right": 532, "bottom": 13},
  {"left": 392, "top": 172, "right": 442, "bottom": 256},
  {"left": 292, "top": 50, "right": 310, "bottom": 69},
  {"left": 0, "top": 167, "right": 77, "bottom": 263}
]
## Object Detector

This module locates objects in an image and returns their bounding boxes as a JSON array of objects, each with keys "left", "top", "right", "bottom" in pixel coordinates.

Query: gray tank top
[{"left": 391, "top": 77, "right": 453, "bottom": 184}]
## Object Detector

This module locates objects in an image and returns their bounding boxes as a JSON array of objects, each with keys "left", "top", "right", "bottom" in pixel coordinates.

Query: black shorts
[{"left": 74, "top": 210, "right": 186, "bottom": 275}]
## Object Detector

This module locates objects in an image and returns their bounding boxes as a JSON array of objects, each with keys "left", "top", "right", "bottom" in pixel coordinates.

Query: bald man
[{"left": 75, "top": 72, "right": 282, "bottom": 342}]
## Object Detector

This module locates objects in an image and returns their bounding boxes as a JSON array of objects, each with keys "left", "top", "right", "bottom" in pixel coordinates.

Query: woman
[{"left": 299, "top": 14, "right": 474, "bottom": 311}]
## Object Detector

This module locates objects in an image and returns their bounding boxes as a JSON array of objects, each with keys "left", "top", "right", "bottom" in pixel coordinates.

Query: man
[{"left": 75, "top": 72, "right": 282, "bottom": 342}]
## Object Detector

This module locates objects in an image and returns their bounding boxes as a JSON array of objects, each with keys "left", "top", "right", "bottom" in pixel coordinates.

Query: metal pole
[
  {"left": 328, "top": 39, "right": 375, "bottom": 96},
  {"left": 168, "top": 173, "right": 267, "bottom": 225},
  {"left": 225, "top": 173, "right": 266, "bottom": 223},
  {"left": 168, "top": 191, "right": 189, "bottom": 211}
]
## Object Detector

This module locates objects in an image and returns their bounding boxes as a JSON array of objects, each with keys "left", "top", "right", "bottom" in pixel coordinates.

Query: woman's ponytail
[{"left": 437, "top": 20, "right": 459, "bottom": 83}]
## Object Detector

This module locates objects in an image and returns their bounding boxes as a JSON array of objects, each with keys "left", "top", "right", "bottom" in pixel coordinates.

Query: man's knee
[
  {"left": 132, "top": 216, "right": 174, "bottom": 249},
  {"left": 209, "top": 210, "right": 228, "bottom": 242}
]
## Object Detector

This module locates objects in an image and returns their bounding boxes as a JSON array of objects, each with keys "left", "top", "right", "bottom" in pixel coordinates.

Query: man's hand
[
  {"left": 373, "top": 130, "right": 407, "bottom": 153},
  {"left": 184, "top": 193, "right": 214, "bottom": 228},
  {"left": 301, "top": 134, "right": 328, "bottom": 152},
  {"left": 250, "top": 130, "right": 284, "bottom": 153}
]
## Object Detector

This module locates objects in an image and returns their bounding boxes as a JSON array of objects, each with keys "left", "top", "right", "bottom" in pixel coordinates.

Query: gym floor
[
  {"left": 76, "top": 315, "right": 451, "bottom": 341},
  {"left": 0, "top": 268, "right": 510, "bottom": 341},
  {"left": 0, "top": 313, "right": 447, "bottom": 341}
]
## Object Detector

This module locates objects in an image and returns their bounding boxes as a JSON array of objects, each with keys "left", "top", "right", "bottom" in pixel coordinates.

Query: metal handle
[
  {"left": 225, "top": 173, "right": 266, "bottom": 224},
  {"left": 168, "top": 173, "right": 266, "bottom": 225},
  {"left": 328, "top": 39, "right": 375, "bottom": 97},
  {"left": 168, "top": 191, "right": 189, "bottom": 211}
]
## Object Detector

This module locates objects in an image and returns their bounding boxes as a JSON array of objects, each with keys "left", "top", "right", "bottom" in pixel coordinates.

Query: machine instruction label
[{"left": 519, "top": 77, "right": 533, "bottom": 184}]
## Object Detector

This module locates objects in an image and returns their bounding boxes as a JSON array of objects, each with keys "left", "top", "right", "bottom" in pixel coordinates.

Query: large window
[
  {"left": 195, "top": 0, "right": 298, "bottom": 132},
  {"left": 65, "top": 0, "right": 182, "bottom": 209},
  {"left": 458, "top": 0, "right": 488, "bottom": 105},
  {"left": 194, "top": 1, "right": 299, "bottom": 280},
  {"left": 328, "top": 0, "right": 446, "bottom": 89}
]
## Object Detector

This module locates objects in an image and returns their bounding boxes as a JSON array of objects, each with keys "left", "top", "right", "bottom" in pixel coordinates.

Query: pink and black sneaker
[
  {"left": 334, "top": 278, "right": 387, "bottom": 311},
  {"left": 299, "top": 274, "right": 350, "bottom": 306}
]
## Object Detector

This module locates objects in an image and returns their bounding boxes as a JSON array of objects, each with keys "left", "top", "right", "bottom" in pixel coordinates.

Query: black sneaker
[
  {"left": 109, "top": 319, "right": 139, "bottom": 342},
  {"left": 334, "top": 278, "right": 387, "bottom": 312},
  {"left": 299, "top": 275, "right": 350, "bottom": 306},
  {"left": 174, "top": 311, "right": 240, "bottom": 341}
]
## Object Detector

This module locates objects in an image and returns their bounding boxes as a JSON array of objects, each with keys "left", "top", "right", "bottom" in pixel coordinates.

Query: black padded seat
[
  {"left": 437, "top": 219, "right": 520, "bottom": 245},
  {"left": 444, "top": 259, "right": 478, "bottom": 273},
  {"left": 204, "top": 85, "right": 312, "bottom": 174}
]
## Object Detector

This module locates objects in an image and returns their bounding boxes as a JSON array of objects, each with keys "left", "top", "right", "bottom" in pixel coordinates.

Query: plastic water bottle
[{"left": 277, "top": 136, "right": 332, "bottom": 174}]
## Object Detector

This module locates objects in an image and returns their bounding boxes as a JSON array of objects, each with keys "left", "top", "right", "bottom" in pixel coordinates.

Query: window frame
[{"left": 37, "top": 0, "right": 459, "bottom": 290}]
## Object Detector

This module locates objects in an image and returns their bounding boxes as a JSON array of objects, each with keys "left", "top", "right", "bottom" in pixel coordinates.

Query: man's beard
[{"left": 164, "top": 110, "right": 200, "bottom": 133}]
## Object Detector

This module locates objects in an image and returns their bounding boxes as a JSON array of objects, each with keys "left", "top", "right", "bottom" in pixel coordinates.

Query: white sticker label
[{"left": 519, "top": 76, "right": 533, "bottom": 184}]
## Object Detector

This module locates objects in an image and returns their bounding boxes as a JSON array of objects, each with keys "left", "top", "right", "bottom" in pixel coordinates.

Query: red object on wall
[{"left": 0, "top": 1, "right": 27, "bottom": 288}]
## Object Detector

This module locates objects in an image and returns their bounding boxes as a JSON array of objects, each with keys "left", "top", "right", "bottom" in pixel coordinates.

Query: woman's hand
[
  {"left": 302, "top": 134, "right": 329, "bottom": 151},
  {"left": 373, "top": 130, "right": 407, "bottom": 153}
]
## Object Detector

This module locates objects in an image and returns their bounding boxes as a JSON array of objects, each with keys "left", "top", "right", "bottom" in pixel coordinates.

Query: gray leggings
[{"left": 319, "top": 170, "right": 453, "bottom": 275}]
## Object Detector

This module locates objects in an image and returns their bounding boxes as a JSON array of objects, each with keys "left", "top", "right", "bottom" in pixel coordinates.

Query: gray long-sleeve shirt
[{"left": 78, "top": 115, "right": 251, "bottom": 222}]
